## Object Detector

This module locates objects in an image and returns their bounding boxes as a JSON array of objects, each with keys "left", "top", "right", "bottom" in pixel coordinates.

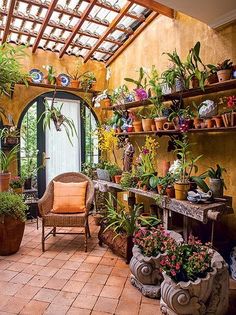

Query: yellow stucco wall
[{"left": 108, "top": 12, "right": 236, "bottom": 239}]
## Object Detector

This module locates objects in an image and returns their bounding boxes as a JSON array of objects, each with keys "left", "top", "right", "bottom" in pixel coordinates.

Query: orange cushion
[{"left": 52, "top": 181, "right": 88, "bottom": 214}]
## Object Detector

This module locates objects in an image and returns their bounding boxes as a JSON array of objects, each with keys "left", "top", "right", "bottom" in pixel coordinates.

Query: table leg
[{"left": 163, "top": 208, "right": 169, "bottom": 230}]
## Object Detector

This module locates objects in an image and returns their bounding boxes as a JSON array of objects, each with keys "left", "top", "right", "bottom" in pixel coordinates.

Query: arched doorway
[{"left": 18, "top": 91, "right": 99, "bottom": 197}]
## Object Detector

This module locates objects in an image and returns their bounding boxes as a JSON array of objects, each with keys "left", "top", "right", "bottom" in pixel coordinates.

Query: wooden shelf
[
  {"left": 16, "top": 82, "right": 100, "bottom": 95},
  {"left": 116, "top": 126, "right": 236, "bottom": 136},
  {"left": 104, "top": 79, "right": 236, "bottom": 111}
]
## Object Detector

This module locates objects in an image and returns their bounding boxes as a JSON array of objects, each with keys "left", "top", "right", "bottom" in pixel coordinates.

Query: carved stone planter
[
  {"left": 130, "top": 231, "right": 183, "bottom": 299},
  {"left": 160, "top": 251, "right": 229, "bottom": 315}
]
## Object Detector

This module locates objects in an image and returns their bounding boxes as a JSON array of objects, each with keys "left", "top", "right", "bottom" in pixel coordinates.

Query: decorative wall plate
[
  {"left": 58, "top": 73, "right": 70, "bottom": 87},
  {"left": 29, "top": 69, "right": 44, "bottom": 83}
]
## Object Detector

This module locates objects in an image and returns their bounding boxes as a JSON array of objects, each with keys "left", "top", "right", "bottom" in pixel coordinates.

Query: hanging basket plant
[{"left": 38, "top": 87, "right": 77, "bottom": 145}]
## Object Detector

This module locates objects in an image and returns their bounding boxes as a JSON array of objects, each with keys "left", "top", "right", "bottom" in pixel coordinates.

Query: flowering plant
[
  {"left": 134, "top": 88, "right": 148, "bottom": 101},
  {"left": 160, "top": 235, "right": 214, "bottom": 282},
  {"left": 10, "top": 176, "right": 24, "bottom": 189},
  {"left": 95, "top": 126, "right": 119, "bottom": 164},
  {"left": 0, "top": 126, "right": 20, "bottom": 138},
  {"left": 133, "top": 225, "right": 176, "bottom": 257},
  {"left": 226, "top": 95, "right": 236, "bottom": 110}
]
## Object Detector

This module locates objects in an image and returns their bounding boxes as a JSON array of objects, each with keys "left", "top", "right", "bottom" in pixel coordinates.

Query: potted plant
[
  {"left": 0, "top": 144, "right": 19, "bottom": 192},
  {"left": 160, "top": 236, "right": 228, "bottom": 315},
  {"left": 173, "top": 135, "right": 202, "bottom": 200},
  {"left": 130, "top": 225, "right": 181, "bottom": 298},
  {"left": 1, "top": 126, "right": 20, "bottom": 146},
  {"left": 0, "top": 192, "right": 27, "bottom": 255},
  {"left": 42, "top": 65, "right": 56, "bottom": 85},
  {"left": 120, "top": 172, "right": 137, "bottom": 190},
  {"left": 162, "top": 49, "right": 188, "bottom": 91},
  {"left": 107, "top": 164, "right": 122, "bottom": 183},
  {"left": 0, "top": 43, "right": 28, "bottom": 97},
  {"left": 124, "top": 67, "right": 148, "bottom": 101},
  {"left": 216, "top": 59, "right": 233, "bottom": 82},
  {"left": 207, "top": 164, "right": 226, "bottom": 198},
  {"left": 10, "top": 176, "right": 24, "bottom": 194},
  {"left": 99, "top": 194, "right": 142, "bottom": 263},
  {"left": 169, "top": 106, "right": 194, "bottom": 132},
  {"left": 136, "top": 108, "right": 154, "bottom": 132},
  {"left": 80, "top": 71, "right": 96, "bottom": 91},
  {"left": 184, "top": 41, "right": 208, "bottom": 91},
  {"left": 206, "top": 64, "right": 218, "bottom": 84}
]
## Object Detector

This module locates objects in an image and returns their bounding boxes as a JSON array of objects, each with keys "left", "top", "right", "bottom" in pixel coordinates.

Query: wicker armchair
[{"left": 38, "top": 172, "right": 94, "bottom": 252}]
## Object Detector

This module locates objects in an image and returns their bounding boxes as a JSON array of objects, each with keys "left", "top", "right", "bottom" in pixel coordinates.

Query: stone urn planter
[
  {"left": 160, "top": 251, "right": 229, "bottom": 315},
  {"left": 130, "top": 231, "right": 183, "bottom": 298},
  {"left": 209, "top": 178, "right": 224, "bottom": 198}
]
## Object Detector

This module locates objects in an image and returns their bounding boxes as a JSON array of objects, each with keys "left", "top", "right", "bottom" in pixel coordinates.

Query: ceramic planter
[
  {"left": 142, "top": 118, "right": 153, "bottom": 132},
  {"left": 205, "top": 118, "right": 215, "bottom": 128},
  {"left": 209, "top": 178, "right": 224, "bottom": 198},
  {"left": 160, "top": 251, "right": 229, "bottom": 315},
  {"left": 174, "top": 182, "right": 190, "bottom": 200},
  {"left": 133, "top": 121, "right": 143, "bottom": 132},
  {"left": 0, "top": 172, "right": 11, "bottom": 192},
  {"left": 0, "top": 216, "right": 25, "bottom": 255},
  {"left": 154, "top": 117, "right": 168, "bottom": 130},
  {"left": 130, "top": 232, "right": 183, "bottom": 298},
  {"left": 24, "top": 177, "right": 32, "bottom": 190},
  {"left": 217, "top": 69, "right": 232, "bottom": 82}
]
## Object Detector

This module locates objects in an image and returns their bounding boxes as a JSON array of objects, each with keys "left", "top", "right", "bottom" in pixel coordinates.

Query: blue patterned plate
[
  {"left": 29, "top": 69, "right": 44, "bottom": 83},
  {"left": 58, "top": 73, "right": 70, "bottom": 87}
]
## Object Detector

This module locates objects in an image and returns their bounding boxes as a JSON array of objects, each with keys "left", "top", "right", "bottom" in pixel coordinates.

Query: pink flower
[
  {"left": 134, "top": 88, "right": 148, "bottom": 101},
  {"left": 171, "top": 255, "right": 176, "bottom": 261},
  {"left": 175, "top": 262, "right": 181, "bottom": 270},
  {"left": 171, "top": 269, "right": 176, "bottom": 276}
]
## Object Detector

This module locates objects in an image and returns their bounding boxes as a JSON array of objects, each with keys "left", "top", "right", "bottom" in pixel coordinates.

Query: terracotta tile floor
[{"left": 0, "top": 218, "right": 235, "bottom": 315}]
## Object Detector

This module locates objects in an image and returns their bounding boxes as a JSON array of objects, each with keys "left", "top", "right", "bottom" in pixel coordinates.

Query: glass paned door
[{"left": 44, "top": 98, "right": 81, "bottom": 185}]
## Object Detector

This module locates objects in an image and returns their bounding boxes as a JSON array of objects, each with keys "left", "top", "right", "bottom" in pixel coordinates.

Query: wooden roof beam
[
  {"left": 83, "top": 1, "right": 133, "bottom": 62},
  {"left": 1, "top": 0, "right": 17, "bottom": 43},
  {"left": 59, "top": 0, "right": 97, "bottom": 58},
  {"left": 32, "top": 0, "right": 59, "bottom": 53},
  {"left": 106, "top": 12, "right": 159, "bottom": 66},
  {"left": 130, "top": 0, "right": 174, "bottom": 18}
]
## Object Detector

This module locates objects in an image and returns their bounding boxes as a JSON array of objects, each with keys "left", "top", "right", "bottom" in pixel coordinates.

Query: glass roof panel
[{"left": 0, "top": 0, "right": 156, "bottom": 60}]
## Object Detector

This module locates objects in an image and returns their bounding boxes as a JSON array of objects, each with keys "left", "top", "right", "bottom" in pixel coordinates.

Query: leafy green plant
[
  {"left": 42, "top": 65, "right": 56, "bottom": 84},
  {"left": 9, "top": 176, "right": 24, "bottom": 189},
  {"left": 120, "top": 172, "right": 136, "bottom": 190},
  {"left": 185, "top": 41, "right": 208, "bottom": 91},
  {"left": 0, "top": 192, "right": 27, "bottom": 222},
  {"left": 124, "top": 67, "right": 148, "bottom": 89},
  {"left": 0, "top": 144, "right": 19, "bottom": 173},
  {"left": 169, "top": 106, "right": 194, "bottom": 122},
  {"left": 82, "top": 162, "right": 97, "bottom": 179},
  {"left": 206, "top": 64, "right": 217, "bottom": 75},
  {"left": 174, "top": 134, "right": 202, "bottom": 183},
  {"left": 0, "top": 43, "right": 28, "bottom": 97},
  {"left": 207, "top": 164, "right": 226, "bottom": 179},
  {"left": 104, "top": 194, "right": 142, "bottom": 236},
  {"left": 80, "top": 71, "right": 96, "bottom": 91},
  {"left": 38, "top": 98, "right": 77, "bottom": 146}
]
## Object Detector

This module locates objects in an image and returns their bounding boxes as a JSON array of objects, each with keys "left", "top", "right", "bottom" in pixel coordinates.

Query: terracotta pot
[
  {"left": 151, "top": 124, "right": 156, "bottom": 131},
  {"left": 174, "top": 182, "right": 190, "bottom": 200},
  {"left": 207, "top": 73, "right": 218, "bottom": 84},
  {"left": 133, "top": 121, "right": 143, "bottom": 132},
  {"left": 154, "top": 117, "right": 168, "bottom": 130},
  {"left": 4, "top": 137, "right": 19, "bottom": 145},
  {"left": 217, "top": 69, "right": 232, "bottom": 82},
  {"left": 93, "top": 214, "right": 103, "bottom": 226},
  {"left": 163, "top": 122, "right": 174, "bottom": 130},
  {"left": 172, "top": 117, "right": 180, "bottom": 130},
  {"left": 209, "top": 178, "right": 224, "bottom": 198},
  {"left": 193, "top": 118, "right": 202, "bottom": 129},
  {"left": 116, "top": 127, "right": 122, "bottom": 133},
  {"left": 206, "top": 118, "right": 215, "bottom": 128},
  {"left": 142, "top": 185, "right": 147, "bottom": 191},
  {"left": 166, "top": 186, "right": 175, "bottom": 198},
  {"left": 0, "top": 172, "right": 11, "bottom": 192},
  {"left": 142, "top": 118, "right": 153, "bottom": 132},
  {"left": 0, "top": 216, "right": 25, "bottom": 255},
  {"left": 201, "top": 121, "right": 207, "bottom": 128},
  {"left": 212, "top": 116, "right": 223, "bottom": 128},
  {"left": 70, "top": 80, "right": 80, "bottom": 88},
  {"left": 162, "top": 161, "right": 170, "bottom": 177},
  {"left": 157, "top": 185, "right": 166, "bottom": 195},
  {"left": 191, "top": 76, "right": 199, "bottom": 88},
  {"left": 114, "top": 175, "right": 122, "bottom": 184}
]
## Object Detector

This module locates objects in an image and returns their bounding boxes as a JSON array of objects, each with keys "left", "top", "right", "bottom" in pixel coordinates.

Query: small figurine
[{"left": 123, "top": 137, "right": 135, "bottom": 172}]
